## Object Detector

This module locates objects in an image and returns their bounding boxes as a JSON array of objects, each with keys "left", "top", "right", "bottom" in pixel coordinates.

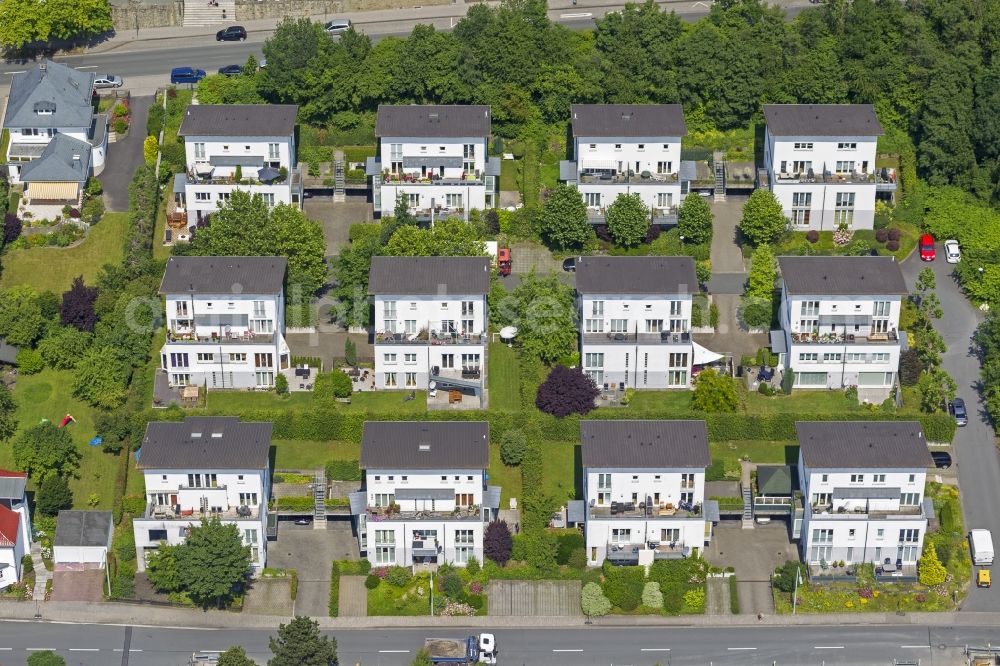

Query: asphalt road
[
  {"left": 0, "top": 0, "right": 811, "bottom": 84},
  {"left": 900, "top": 249, "right": 999, "bottom": 612},
  {"left": 0, "top": 620, "right": 997, "bottom": 665}
]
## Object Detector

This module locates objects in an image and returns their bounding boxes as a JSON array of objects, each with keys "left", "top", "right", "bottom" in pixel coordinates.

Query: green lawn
[
  {"left": 743, "top": 389, "right": 864, "bottom": 414},
  {"left": 0, "top": 212, "right": 128, "bottom": 292},
  {"left": 770, "top": 220, "right": 918, "bottom": 263},
  {"left": 1, "top": 369, "right": 119, "bottom": 510},
  {"left": 620, "top": 390, "right": 693, "bottom": 412},
  {"left": 202, "top": 390, "right": 314, "bottom": 411},
  {"left": 499, "top": 159, "right": 519, "bottom": 192},
  {"left": 488, "top": 342, "right": 520, "bottom": 411},
  {"left": 368, "top": 574, "right": 433, "bottom": 616},
  {"left": 272, "top": 440, "right": 359, "bottom": 470},
  {"left": 710, "top": 440, "right": 798, "bottom": 467}
]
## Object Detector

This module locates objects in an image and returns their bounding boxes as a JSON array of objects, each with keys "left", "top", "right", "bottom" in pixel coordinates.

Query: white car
[
  {"left": 325, "top": 19, "right": 352, "bottom": 35},
  {"left": 478, "top": 633, "right": 497, "bottom": 664},
  {"left": 93, "top": 74, "right": 123, "bottom": 89},
  {"left": 944, "top": 239, "right": 961, "bottom": 264}
]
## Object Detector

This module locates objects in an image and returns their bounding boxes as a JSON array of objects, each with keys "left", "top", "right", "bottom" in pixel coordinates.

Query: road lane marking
[
  {"left": 559, "top": 12, "right": 592, "bottom": 18},
  {"left": 113, "top": 649, "right": 143, "bottom": 652},
  {"left": 27, "top": 648, "right": 57, "bottom": 651},
  {"left": 728, "top": 647, "right": 757, "bottom": 651},
  {"left": 378, "top": 650, "right": 410, "bottom": 654},
  {"left": 0, "top": 647, "right": 12, "bottom": 651},
  {"left": 901, "top": 645, "right": 931, "bottom": 648},
  {"left": 553, "top": 649, "right": 584, "bottom": 652},
  {"left": 74, "top": 66, "right": 98, "bottom": 70},
  {"left": 815, "top": 646, "right": 844, "bottom": 649},
  {"left": 69, "top": 648, "right": 100, "bottom": 652},
  {"left": 641, "top": 648, "right": 671, "bottom": 651}
]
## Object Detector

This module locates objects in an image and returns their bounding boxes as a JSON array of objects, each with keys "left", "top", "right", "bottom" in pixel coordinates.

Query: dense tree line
[{"left": 241, "top": 0, "right": 1000, "bottom": 204}]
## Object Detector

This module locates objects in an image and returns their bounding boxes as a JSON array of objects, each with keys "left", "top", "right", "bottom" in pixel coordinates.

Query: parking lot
[{"left": 268, "top": 519, "right": 358, "bottom": 617}]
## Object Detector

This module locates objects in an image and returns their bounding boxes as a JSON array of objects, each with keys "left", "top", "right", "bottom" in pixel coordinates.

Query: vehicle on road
[
  {"left": 425, "top": 634, "right": 497, "bottom": 664},
  {"left": 931, "top": 451, "right": 952, "bottom": 469},
  {"left": 950, "top": 397, "right": 968, "bottom": 427},
  {"left": 919, "top": 233, "right": 936, "bottom": 261},
  {"left": 562, "top": 256, "right": 577, "bottom": 272},
  {"left": 170, "top": 67, "right": 206, "bottom": 84},
  {"left": 325, "top": 19, "right": 353, "bottom": 35},
  {"left": 216, "top": 25, "right": 247, "bottom": 41},
  {"left": 93, "top": 74, "right": 123, "bottom": 89},
  {"left": 979, "top": 569, "right": 991, "bottom": 588},
  {"left": 971, "top": 529, "right": 995, "bottom": 566},
  {"left": 218, "top": 64, "right": 244, "bottom": 76},
  {"left": 944, "top": 239, "right": 961, "bottom": 264},
  {"left": 498, "top": 247, "right": 512, "bottom": 277}
]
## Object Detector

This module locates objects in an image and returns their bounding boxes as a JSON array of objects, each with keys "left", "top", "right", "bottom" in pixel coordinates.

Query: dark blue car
[{"left": 170, "top": 67, "right": 206, "bottom": 85}]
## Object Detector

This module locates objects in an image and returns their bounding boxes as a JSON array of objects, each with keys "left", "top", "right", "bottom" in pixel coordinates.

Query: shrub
[
  {"left": 16, "top": 348, "right": 44, "bottom": 374},
  {"left": 114, "top": 526, "right": 136, "bottom": 562},
  {"left": 886, "top": 240, "right": 900, "bottom": 251},
  {"left": 683, "top": 587, "right": 706, "bottom": 612},
  {"left": 325, "top": 459, "right": 361, "bottom": 481},
  {"left": 466, "top": 556, "right": 481, "bottom": 576},
  {"left": 441, "top": 572, "right": 463, "bottom": 599},
  {"left": 806, "top": 230, "right": 819, "bottom": 243},
  {"left": 499, "top": 429, "right": 529, "bottom": 466},
  {"left": 385, "top": 566, "right": 412, "bottom": 587},
  {"left": 875, "top": 228, "right": 889, "bottom": 243},
  {"left": 555, "top": 531, "right": 584, "bottom": 565},
  {"left": 772, "top": 560, "right": 806, "bottom": 593},
  {"left": 484, "top": 520, "right": 513, "bottom": 567},
  {"left": 81, "top": 196, "right": 104, "bottom": 225},
  {"left": 887, "top": 228, "right": 901, "bottom": 241},
  {"left": 330, "top": 371, "right": 353, "bottom": 398},
  {"left": 535, "top": 365, "right": 600, "bottom": 417},
  {"left": 580, "top": 581, "right": 612, "bottom": 617},
  {"left": 642, "top": 581, "right": 664, "bottom": 609},
  {"left": 344, "top": 338, "right": 358, "bottom": 366},
  {"left": 365, "top": 574, "right": 381, "bottom": 590},
  {"left": 918, "top": 545, "right": 947, "bottom": 586},
  {"left": 274, "top": 373, "right": 289, "bottom": 395},
  {"left": 113, "top": 117, "right": 128, "bottom": 134},
  {"left": 602, "top": 564, "right": 645, "bottom": 611}
]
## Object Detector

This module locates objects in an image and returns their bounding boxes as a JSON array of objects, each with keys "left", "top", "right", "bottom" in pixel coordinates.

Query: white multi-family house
[
  {"left": 350, "top": 421, "right": 501, "bottom": 568},
  {"left": 175, "top": 104, "right": 302, "bottom": 229},
  {"left": 581, "top": 420, "right": 717, "bottom": 567},
  {"left": 133, "top": 417, "right": 272, "bottom": 573},
  {"left": 560, "top": 104, "right": 688, "bottom": 226},
  {"left": 158, "top": 256, "right": 290, "bottom": 390},
  {"left": 762, "top": 104, "right": 896, "bottom": 231},
  {"left": 797, "top": 421, "right": 932, "bottom": 571},
  {"left": 0, "top": 469, "right": 30, "bottom": 591},
  {"left": 366, "top": 105, "right": 499, "bottom": 219},
  {"left": 369, "top": 256, "right": 490, "bottom": 400},
  {"left": 576, "top": 256, "right": 721, "bottom": 390},
  {"left": 773, "top": 256, "right": 906, "bottom": 398},
  {"left": 2, "top": 60, "right": 108, "bottom": 203}
]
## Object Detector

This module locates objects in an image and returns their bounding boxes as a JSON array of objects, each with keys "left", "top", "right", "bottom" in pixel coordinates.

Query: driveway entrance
[{"left": 704, "top": 522, "right": 799, "bottom": 615}]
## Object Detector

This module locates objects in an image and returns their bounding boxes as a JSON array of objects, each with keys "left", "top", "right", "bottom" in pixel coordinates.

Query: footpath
[{"left": 1, "top": 599, "right": 999, "bottom": 630}]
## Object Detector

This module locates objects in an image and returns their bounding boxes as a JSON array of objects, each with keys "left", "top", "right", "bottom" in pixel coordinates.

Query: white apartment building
[
  {"left": 576, "top": 256, "right": 721, "bottom": 390},
  {"left": 763, "top": 104, "right": 896, "bottom": 232},
  {"left": 366, "top": 105, "right": 499, "bottom": 219},
  {"left": 350, "top": 422, "right": 501, "bottom": 568},
  {"left": 159, "top": 256, "right": 290, "bottom": 389},
  {"left": 133, "top": 417, "right": 272, "bottom": 573},
  {"left": 560, "top": 104, "right": 687, "bottom": 226},
  {"left": 369, "top": 256, "right": 490, "bottom": 401},
  {"left": 581, "top": 420, "right": 716, "bottom": 567},
  {"left": 175, "top": 104, "right": 303, "bottom": 229},
  {"left": 773, "top": 256, "right": 906, "bottom": 398},
  {"left": 2, "top": 60, "right": 108, "bottom": 201},
  {"left": 797, "top": 421, "right": 932, "bottom": 569}
]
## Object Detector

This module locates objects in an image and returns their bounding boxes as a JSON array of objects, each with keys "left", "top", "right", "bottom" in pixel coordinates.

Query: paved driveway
[
  {"left": 705, "top": 522, "right": 799, "bottom": 615},
  {"left": 268, "top": 520, "right": 358, "bottom": 617},
  {"left": 99, "top": 95, "right": 152, "bottom": 212},
  {"left": 899, "top": 251, "right": 997, "bottom": 611},
  {"left": 305, "top": 194, "right": 371, "bottom": 258}
]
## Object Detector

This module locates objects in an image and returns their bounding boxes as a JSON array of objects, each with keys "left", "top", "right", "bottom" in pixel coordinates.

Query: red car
[{"left": 919, "top": 234, "right": 936, "bottom": 261}]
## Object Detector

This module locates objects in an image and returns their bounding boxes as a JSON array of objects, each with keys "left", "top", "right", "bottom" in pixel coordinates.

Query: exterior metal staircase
[
  {"left": 713, "top": 151, "right": 726, "bottom": 202},
  {"left": 313, "top": 470, "right": 326, "bottom": 529},
  {"left": 741, "top": 485, "right": 754, "bottom": 529},
  {"left": 333, "top": 151, "right": 346, "bottom": 202}
]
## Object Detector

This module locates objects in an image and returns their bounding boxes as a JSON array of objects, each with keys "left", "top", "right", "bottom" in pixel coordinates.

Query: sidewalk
[{"left": 2, "top": 599, "right": 999, "bottom": 630}]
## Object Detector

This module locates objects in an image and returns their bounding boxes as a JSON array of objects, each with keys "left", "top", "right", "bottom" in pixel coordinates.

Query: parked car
[
  {"left": 979, "top": 569, "right": 991, "bottom": 588},
  {"left": 931, "top": 451, "right": 952, "bottom": 469},
  {"left": 218, "top": 64, "right": 244, "bottom": 76},
  {"left": 562, "top": 257, "right": 577, "bottom": 272},
  {"left": 950, "top": 397, "right": 968, "bottom": 427},
  {"left": 944, "top": 239, "right": 961, "bottom": 264},
  {"left": 170, "top": 67, "right": 206, "bottom": 84},
  {"left": 216, "top": 25, "right": 247, "bottom": 41},
  {"left": 93, "top": 74, "right": 123, "bottom": 89},
  {"left": 293, "top": 517, "right": 312, "bottom": 525},
  {"left": 919, "top": 233, "right": 936, "bottom": 261},
  {"left": 324, "top": 19, "right": 353, "bottom": 35}
]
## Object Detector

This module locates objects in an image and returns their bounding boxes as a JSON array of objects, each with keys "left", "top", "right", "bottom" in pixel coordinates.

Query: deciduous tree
[
  {"left": 12, "top": 421, "right": 81, "bottom": 480},
  {"left": 176, "top": 518, "right": 253, "bottom": 608},
  {"left": 739, "top": 189, "right": 786, "bottom": 246},
  {"left": 146, "top": 544, "right": 184, "bottom": 593},
  {"left": 218, "top": 646, "right": 257, "bottom": 666},
  {"left": 0, "top": 285, "right": 46, "bottom": 347},
  {"left": 916, "top": 367, "right": 956, "bottom": 413},
  {"left": 36, "top": 474, "right": 73, "bottom": 517},
  {"left": 72, "top": 346, "right": 130, "bottom": 409},
  {"left": 0, "top": 384, "right": 16, "bottom": 443},
  {"left": 918, "top": 544, "right": 947, "bottom": 586},
  {"left": 535, "top": 364, "right": 600, "bottom": 417},
  {"left": 540, "top": 184, "right": 591, "bottom": 250},
  {"left": 580, "top": 581, "right": 612, "bottom": 617},
  {"left": 605, "top": 193, "right": 650, "bottom": 247},
  {"left": 691, "top": 368, "right": 739, "bottom": 413},
  {"left": 492, "top": 272, "right": 577, "bottom": 364},
  {"left": 268, "top": 616, "right": 338, "bottom": 666},
  {"left": 677, "top": 193, "right": 713, "bottom": 245},
  {"left": 61, "top": 275, "right": 99, "bottom": 332},
  {"left": 484, "top": 520, "right": 513, "bottom": 567}
]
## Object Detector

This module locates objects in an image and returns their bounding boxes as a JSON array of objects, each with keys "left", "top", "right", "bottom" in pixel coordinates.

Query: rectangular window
[
  {"left": 446, "top": 193, "right": 463, "bottom": 208},
  {"left": 610, "top": 319, "right": 628, "bottom": 333},
  {"left": 799, "top": 319, "right": 819, "bottom": 334},
  {"left": 375, "top": 546, "right": 395, "bottom": 564},
  {"left": 794, "top": 371, "right": 827, "bottom": 386},
  {"left": 669, "top": 301, "right": 682, "bottom": 316},
  {"left": 668, "top": 353, "right": 688, "bottom": 367},
  {"left": 194, "top": 143, "right": 206, "bottom": 160},
  {"left": 899, "top": 528, "right": 920, "bottom": 543},
  {"left": 254, "top": 353, "right": 273, "bottom": 368},
  {"left": 372, "top": 494, "right": 395, "bottom": 508},
  {"left": 404, "top": 353, "right": 417, "bottom": 364},
  {"left": 645, "top": 319, "right": 663, "bottom": 333},
  {"left": 873, "top": 301, "right": 891, "bottom": 317},
  {"left": 463, "top": 144, "right": 476, "bottom": 159},
  {"left": 850, "top": 474, "right": 864, "bottom": 484},
  {"left": 837, "top": 142, "right": 857, "bottom": 150},
  {"left": 461, "top": 354, "right": 480, "bottom": 371},
  {"left": 656, "top": 161, "right": 671, "bottom": 175},
  {"left": 196, "top": 352, "right": 214, "bottom": 363},
  {"left": 800, "top": 301, "right": 819, "bottom": 316},
  {"left": 668, "top": 369, "right": 688, "bottom": 386},
  {"left": 404, "top": 320, "right": 417, "bottom": 334},
  {"left": 170, "top": 353, "right": 189, "bottom": 368},
  {"left": 255, "top": 371, "right": 274, "bottom": 387},
  {"left": 812, "top": 528, "right": 834, "bottom": 543},
  {"left": 798, "top": 353, "right": 818, "bottom": 362},
  {"left": 900, "top": 493, "right": 920, "bottom": 506},
  {"left": 610, "top": 528, "right": 631, "bottom": 544},
  {"left": 834, "top": 191, "right": 856, "bottom": 226},
  {"left": 384, "top": 371, "right": 398, "bottom": 386},
  {"left": 873, "top": 474, "right": 886, "bottom": 484},
  {"left": 791, "top": 192, "right": 812, "bottom": 226},
  {"left": 585, "top": 318, "right": 603, "bottom": 333},
  {"left": 194, "top": 192, "right": 211, "bottom": 202},
  {"left": 845, "top": 353, "right": 864, "bottom": 362},
  {"left": 585, "top": 192, "right": 601, "bottom": 207},
  {"left": 872, "top": 353, "right": 890, "bottom": 362},
  {"left": 239, "top": 492, "right": 258, "bottom": 506},
  {"left": 591, "top": 301, "right": 604, "bottom": 317},
  {"left": 268, "top": 143, "right": 280, "bottom": 159},
  {"left": 584, "top": 353, "right": 604, "bottom": 368},
  {"left": 244, "top": 529, "right": 258, "bottom": 544},
  {"left": 835, "top": 161, "right": 855, "bottom": 174},
  {"left": 384, "top": 353, "right": 396, "bottom": 364},
  {"left": 252, "top": 319, "right": 273, "bottom": 334},
  {"left": 657, "top": 192, "right": 673, "bottom": 208},
  {"left": 405, "top": 372, "right": 417, "bottom": 387},
  {"left": 389, "top": 144, "right": 402, "bottom": 160},
  {"left": 823, "top": 352, "right": 842, "bottom": 362}
]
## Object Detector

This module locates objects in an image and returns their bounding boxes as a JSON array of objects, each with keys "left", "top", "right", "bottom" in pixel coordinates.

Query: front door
[{"left": 170, "top": 494, "right": 177, "bottom": 505}]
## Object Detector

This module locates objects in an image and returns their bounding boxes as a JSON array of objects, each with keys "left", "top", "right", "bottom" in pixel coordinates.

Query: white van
[
  {"left": 970, "top": 529, "right": 995, "bottom": 566},
  {"left": 325, "top": 19, "right": 352, "bottom": 35}
]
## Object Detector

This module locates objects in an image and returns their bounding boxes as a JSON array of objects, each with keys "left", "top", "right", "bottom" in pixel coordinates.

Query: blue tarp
[{"left": 89, "top": 436, "right": 103, "bottom": 447}]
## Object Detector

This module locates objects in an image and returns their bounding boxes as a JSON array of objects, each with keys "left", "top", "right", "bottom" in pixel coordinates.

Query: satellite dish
[
  {"left": 499, "top": 326, "right": 518, "bottom": 340},
  {"left": 428, "top": 381, "right": 437, "bottom": 390}
]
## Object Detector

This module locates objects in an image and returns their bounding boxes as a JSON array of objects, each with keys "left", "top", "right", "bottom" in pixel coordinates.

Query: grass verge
[{"left": 488, "top": 342, "right": 519, "bottom": 411}]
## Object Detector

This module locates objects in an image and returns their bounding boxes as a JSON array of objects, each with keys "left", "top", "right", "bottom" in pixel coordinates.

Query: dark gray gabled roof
[
  {"left": 368, "top": 256, "right": 490, "bottom": 295},
  {"left": 139, "top": 417, "right": 272, "bottom": 470},
  {"left": 571, "top": 104, "right": 687, "bottom": 138},
  {"left": 4, "top": 60, "right": 94, "bottom": 130},
  {"left": 575, "top": 256, "right": 697, "bottom": 295},
  {"left": 178, "top": 104, "right": 298, "bottom": 137},
  {"left": 581, "top": 420, "right": 710, "bottom": 469},
  {"left": 763, "top": 104, "right": 884, "bottom": 137},
  {"left": 797, "top": 421, "right": 933, "bottom": 469},
  {"left": 376, "top": 105, "right": 490, "bottom": 138},
  {"left": 159, "top": 256, "right": 287, "bottom": 295},
  {"left": 54, "top": 510, "right": 113, "bottom": 548},
  {"left": 778, "top": 256, "right": 907, "bottom": 296},
  {"left": 360, "top": 422, "right": 489, "bottom": 470},
  {"left": 19, "top": 134, "right": 91, "bottom": 184}
]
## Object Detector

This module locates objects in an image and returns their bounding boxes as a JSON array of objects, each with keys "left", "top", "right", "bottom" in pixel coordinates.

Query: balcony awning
[
  {"left": 484, "top": 485, "right": 501, "bottom": 510},
  {"left": 832, "top": 487, "right": 900, "bottom": 500},
  {"left": 679, "top": 160, "right": 698, "bottom": 182},
  {"left": 26, "top": 181, "right": 79, "bottom": 200},
  {"left": 173, "top": 172, "right": 186, "bottom": 194},
  {"left": 818, "top": 314, "right": 872, "bottom": 325},
  {"left": 365, "top": 157, "right": 382, "bottom": 176},
  {"left": 567, "top": 500, "right": 586, "bottom": 525},
  {"left": 403, "top": 156, "right": 463, "bottom": 168},
  {"left": 580, "top": 160, "right": 616, "bottom": 171},
  {"left": 692, "top": 340, "right": 724, "bottom": 366},
  {"left": 349, "top": 491, "right": 366, "bottom": 516},
  {"left": 209, "top": 155, "right": 264, "bottom": 167},
  {"left": 559, "top": 160, "right": 578, "bottom": 181},
  {"left": 194, "top": 313, "right": 249, "bottom": 327},
  {"left": 395, "top": 488, "right": 453, "bottom": 501},
  {"left": 703, "top": 499, "right": 720, "bottom": 523},
  {"left": 485, "top": 158, "right": 501, "bottom": 177},
  {"left": 769, "top": 330, "right": 787, "bottom": 354}
]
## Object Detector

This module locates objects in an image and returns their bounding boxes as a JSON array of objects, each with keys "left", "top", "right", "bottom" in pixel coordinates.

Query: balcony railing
[
  {"left": 774, "top": 170, "right": 892, "bottom": 186},
  {"left": 790, "top": 330, "right": 900, "bottom": 345},
  {"left": 431, "top": 367, "right": 483, "bottom": 382},
  {"left": 606, "top": 541, "right": 691, "bottom": 562},
  {"left": 382, "top": 171, "right": 483, "bottom": 186},
  {"left": 587, "top": 207, "right": 678, "bottom": 225},
  {"left": 365, "top": 506, "right": 483, "bottom": 522},
  {"left": 583, "top": 331, "right": 691, "bottom": 345},
  {"left": 142, "top": 502, "right": 261, "bottom": 521},
  {"left": 589, "top": 500, "right": 701, "bottom": 520},
  {"left": 186, "top": 169, "right": 296, "bottom": 187},
  {"left": 375, "top": 330, "right": 486, "bottom": 346},
  {"left": 166, "top": 329, "right": 274, "bottom": 345},
  {"left": 579, "top": 171, "right": 679, "bottom": 185},
  {"left": 810, "top": 503, "right": 923, "bottom": 519}
]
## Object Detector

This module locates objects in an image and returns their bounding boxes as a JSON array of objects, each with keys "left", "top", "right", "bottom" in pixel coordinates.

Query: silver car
[
  {"left": 93, "top": 74, "right": 123, "bottom": 89},
  {"left": 325, "top": 19, "right": 352, "bottom": 35}
]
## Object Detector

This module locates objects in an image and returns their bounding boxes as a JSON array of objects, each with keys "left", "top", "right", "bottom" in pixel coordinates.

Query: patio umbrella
[{"left": 257, "top": 166, "right": 280, "bottom": 182}]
